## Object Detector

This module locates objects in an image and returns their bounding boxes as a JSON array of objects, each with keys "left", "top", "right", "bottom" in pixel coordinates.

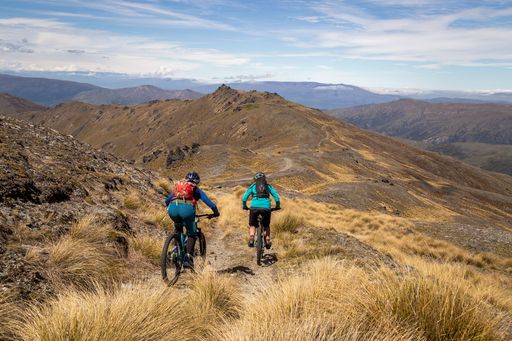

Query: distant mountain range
[
  {"left": 0, "top": 74, "right": 202, "bottom": 106},
  {"left": 329, "top": 99, "right": 512, "bottom": 175},
  {"left": 5, "top": 72, "right": 512, "bottom": 109}
]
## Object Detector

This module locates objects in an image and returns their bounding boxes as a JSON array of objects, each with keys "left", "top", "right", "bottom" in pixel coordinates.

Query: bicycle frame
[{"left": 172, "top": 214, "right": 209, "bottom": 263}]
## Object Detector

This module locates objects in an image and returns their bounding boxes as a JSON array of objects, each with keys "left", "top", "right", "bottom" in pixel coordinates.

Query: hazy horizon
[{"left": 1, "top": 1, "right": 512, "bottom": 91}]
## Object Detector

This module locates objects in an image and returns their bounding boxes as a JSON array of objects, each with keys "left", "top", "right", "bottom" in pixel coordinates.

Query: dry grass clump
[
  {"left": 216, "top": 192, "right": 246, "bottom": 231},
  {"left": 0, "top": 292, "right": 19, "bottom": 340},
  {"left": 138, "top": 204, "right": 173, "bottom": 230},
  {"left": 154, "top": 177, "right": 173, "bottom": 194},
  {"left": 124, "top": 191, "right": 141, "bottom": 209},
  {"left": 221, "top": 259, "right": 505, "bottom": 341},
  {"left": 405, "top": 257, "right": 512, "bottom": 315},
  {"left": 273, "top": 213, "right": 304, "bottom": 234},
  {"left": 16, "top": 268, "right": 240, "bottom": 341},
  {"left": 129, "top": 233, "right": 162, "bottom": 265},
  {"left": 46, "top": 215, "right": 120, "bottom": 290},
  {"left": 368, "top": 272, "right": 502, "bottom": 340}
]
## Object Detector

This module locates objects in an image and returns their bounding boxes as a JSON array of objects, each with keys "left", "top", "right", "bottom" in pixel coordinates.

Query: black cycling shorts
[{"left": 249, "top": 208, "right": 271, "bottom": 228}]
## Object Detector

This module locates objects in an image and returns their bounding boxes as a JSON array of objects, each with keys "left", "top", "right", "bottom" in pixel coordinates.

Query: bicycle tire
[
  {"left": 198, "top": 231, "right": 207, "bottom": 258},
  {"left": 256, "top": 224, "right": 263, "bottom": 266},
  {"left": 160, "top": 233, "right": 182, "bottom": 285}
]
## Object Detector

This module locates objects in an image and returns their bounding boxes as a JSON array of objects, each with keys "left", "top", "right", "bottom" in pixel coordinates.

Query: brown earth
[
  {"left": 10, "top": 86, "right": 512, "bottom": 238},
  {"left": 2, "top": 87, "right": 512, "bottom": 339},
  {"left": 328, "top": 99, "right": 512, "bottom": 175},
  {"left": 0, "top": 93, "right": 46, "bottom": 115}
]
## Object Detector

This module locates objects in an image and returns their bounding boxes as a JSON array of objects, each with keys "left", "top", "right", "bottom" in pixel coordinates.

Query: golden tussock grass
[
  {"left": 129, "top": 233, "right": 162, "bottom": 266},
  {"left": 15, "top": 267, "right": 240, "bottom": 341},
  {"left": 154, "top": 177, "right": 173, "bottom": 194},
  {"left": 221, "top": 258, "right": 505, "bottom": 341},
  {"left": 273, "top": 213, "right": 304, "bottom": 234},
  {"left": 45, "top": 215, "right": 121, "bottom": 290},
  {"left": 138, "top": 204, "right": 173, "bottom": 230},
  {"left": 0, "top": 292, "right": 19, "bottom": 340},
  {"left": 124, "top": 191, "right": 141, "bottom": 209}
]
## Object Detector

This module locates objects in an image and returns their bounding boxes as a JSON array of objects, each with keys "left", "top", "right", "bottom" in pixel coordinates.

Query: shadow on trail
[
  {"left": 218, "top": 265, "right": 255, "bottom": 275},
  {"left": 260, "top": 253, "right": 278, "bottom": 267}
]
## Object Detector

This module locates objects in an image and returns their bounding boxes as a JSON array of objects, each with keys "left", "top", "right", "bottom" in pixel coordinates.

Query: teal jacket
[{"left": 242, "top": 183, "right": 280, "bottom": 209}]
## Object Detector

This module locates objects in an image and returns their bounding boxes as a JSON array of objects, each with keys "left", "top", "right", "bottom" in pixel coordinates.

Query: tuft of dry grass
[
  {"left": 124, "top": 191, "right": 141, "bottom": 209},
  {"left": 221, "top": 258, "right": 505, "bottom": 341},
  {"left": 129, "top": 233, "right": 162, "bottom": 266},
  {"left": 138, "top": 204, "right": 173, "bottom": 230},
  {"left": 45, "top": 215, "right": 121, "bottom": 290},
  {"left": 16, "top": 268, "right": 240, "bottom": 341},
  {"left": 273, "top": 213, "right": 304, "bottom": 234},
  {"left": 154, "top": 177, "right": 173, "bottom": 194},
  {"left": 0, "top": 292, "right": 19, "bottom": 340}
]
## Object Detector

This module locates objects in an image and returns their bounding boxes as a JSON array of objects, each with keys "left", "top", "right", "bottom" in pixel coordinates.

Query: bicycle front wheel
[{"left": 161, "top": 234, "right": 182, "bottom": 285}]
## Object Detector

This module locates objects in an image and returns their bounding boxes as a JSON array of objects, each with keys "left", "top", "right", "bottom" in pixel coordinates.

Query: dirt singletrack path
[{"left": 203, "top": 221, "right": 279, "bottom": 296}]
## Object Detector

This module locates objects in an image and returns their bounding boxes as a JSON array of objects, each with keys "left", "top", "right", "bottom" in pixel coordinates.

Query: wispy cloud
[
  {"left": 0, "top": 17, "right": 249, "bottom": 76},
  {"left": 280, "top": 1, "right": 512, "bottom": 66},
  {"left": 219, "top": 72, "right": 274, "bottom": 81},
  {"left": 38, "top": 0, "right": 236, "bottom": 31}
]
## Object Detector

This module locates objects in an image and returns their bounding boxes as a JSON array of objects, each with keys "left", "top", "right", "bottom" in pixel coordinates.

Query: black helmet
[
  {"left": 254, "top": 172, "right": 266, "bottom": 180},
  {"left": 185, "top": 171, "right": 200, "bottom": 184}
]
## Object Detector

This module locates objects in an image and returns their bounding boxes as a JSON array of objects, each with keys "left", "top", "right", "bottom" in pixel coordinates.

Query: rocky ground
[{"left": 0, "top": 116, "right": 163, "bottom": 300}]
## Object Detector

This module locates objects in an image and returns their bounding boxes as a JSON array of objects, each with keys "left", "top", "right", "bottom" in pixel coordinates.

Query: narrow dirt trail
[
  {"left": 204, "top": 222, "right": 279, "bottom": 296},
  {"left": 159, "top": 205, "right": 279, "bottom": 294}
]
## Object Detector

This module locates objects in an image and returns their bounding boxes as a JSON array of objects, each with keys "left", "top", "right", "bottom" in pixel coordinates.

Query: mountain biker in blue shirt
[
  {"left": 165, "top": 172, "right": 219, "bottom": 267},
  {"left": 242, "top": 172, "right": 280, "bottom": 249}
]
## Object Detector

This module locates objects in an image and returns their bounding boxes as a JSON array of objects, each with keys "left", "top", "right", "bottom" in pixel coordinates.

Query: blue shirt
[
  {"left": 165, "top": 187, "right": 219, "bottom": 216},
  {"left": 242, "top": 183, "right": 280, "bottom": 209}
]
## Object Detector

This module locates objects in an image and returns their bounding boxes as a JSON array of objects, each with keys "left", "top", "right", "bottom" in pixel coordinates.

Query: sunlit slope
[{"left": 14, "top": 86, "right": 512, "bottom": 233}]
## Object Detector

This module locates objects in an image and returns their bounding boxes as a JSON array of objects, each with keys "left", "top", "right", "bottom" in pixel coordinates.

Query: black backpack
[{"left": 255, "top": 178, "right": 269, "bottom": 198}]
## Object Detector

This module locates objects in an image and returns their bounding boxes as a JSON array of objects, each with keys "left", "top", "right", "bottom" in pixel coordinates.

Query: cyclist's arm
[
  {"left": 165, "top": 194, "right": 175, "bottom": 206},
  {"left": 269, "top": 185, "right": 280, "bottom": 208},
  {"left": 241, "top": 185, "right": 254, "bottom": 208},
  {"left": 197, "top": 189, "right": 220, "bottom": 216}
]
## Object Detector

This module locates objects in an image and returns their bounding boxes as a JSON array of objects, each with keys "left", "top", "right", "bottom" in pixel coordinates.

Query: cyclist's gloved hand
[
  {"left": 242, "top": 205, "right": 249, "bottom": 210},
  {"left": 275, "top": 204, "right": 281, "bottom": 210},
  {"left": 208, "top": 212, "right": 220, "bottom": 219}
]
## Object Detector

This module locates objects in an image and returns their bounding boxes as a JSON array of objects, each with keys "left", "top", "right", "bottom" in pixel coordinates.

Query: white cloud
[
  {"left": 0, "top": 17, "right": 249, "bottom": 76},
  {"left": 50, "top": 0, "right": 236, "bottom": 31},
  {"left": 280, "top": 2, "right": 512, "bottom": 66}
]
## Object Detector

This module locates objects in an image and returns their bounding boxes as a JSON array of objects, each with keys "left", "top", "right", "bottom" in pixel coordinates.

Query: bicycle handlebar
[{"left": 196, "top": 214, "right": 211, "bottom": 218}]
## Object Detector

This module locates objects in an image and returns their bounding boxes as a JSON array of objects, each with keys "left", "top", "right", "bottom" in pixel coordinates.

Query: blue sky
[{"left": 1, "top": 0, "right": 512, "bottom": 91}]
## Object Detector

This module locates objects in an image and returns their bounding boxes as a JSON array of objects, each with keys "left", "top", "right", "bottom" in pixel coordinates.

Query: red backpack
[{"left": 172, "top": 180, "right": 197, "bottom": 205}]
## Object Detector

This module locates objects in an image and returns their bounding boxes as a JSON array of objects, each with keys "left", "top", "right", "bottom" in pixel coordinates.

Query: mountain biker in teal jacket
[
  {"left": 242, "top": 172, "right": 280, "bottom": 249},
  {"left": 165, "top": 171, "right": 219, "bottom": 267}
]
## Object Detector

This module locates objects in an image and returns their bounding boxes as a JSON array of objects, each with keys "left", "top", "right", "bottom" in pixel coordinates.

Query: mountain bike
[
  {"left": 160, "top": 214, "right": 210, "bottom": 286},
  {"left": 255, "top": 208, "right": 280, "bottom": 266}
]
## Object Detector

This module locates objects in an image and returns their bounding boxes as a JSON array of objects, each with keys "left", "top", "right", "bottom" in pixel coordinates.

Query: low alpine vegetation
[{"left": 16, "top": 268, "right": 240, "bottom": 341}]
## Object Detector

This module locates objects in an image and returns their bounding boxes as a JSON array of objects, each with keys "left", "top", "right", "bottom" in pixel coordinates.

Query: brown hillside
[
  {"left": 328, "top": 99, "right": 512, "bottom": 145},
  {"left": 11, "top": 86, "right": 512, "bottom": 253},
  {"left": 0, "top": 93, "right": 46, "bottom": 115},
  {"left": 2, "top": 93, "right": 512, "bottom": 339},
  {"left": 328, "top": 99, "right": 512, "bottom": 175}
]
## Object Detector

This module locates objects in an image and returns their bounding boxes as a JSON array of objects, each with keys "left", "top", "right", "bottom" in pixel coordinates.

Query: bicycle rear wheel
[
  {"left": 160, "top": 234, "right": 182, "bottom": 285},
  {"left": 256, "top": 224, "right": 263, "bottom": 266}
]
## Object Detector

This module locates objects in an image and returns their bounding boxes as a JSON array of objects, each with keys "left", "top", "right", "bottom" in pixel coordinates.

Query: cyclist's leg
[
  {"left": 168, "top": 201, "right": 184, "bottom": 232},
  {"left": 178, "top": 203, "right": 197, "bottom": 257},
  {"left": 248, "top": 208, "right": 258, "bottom": 246}
]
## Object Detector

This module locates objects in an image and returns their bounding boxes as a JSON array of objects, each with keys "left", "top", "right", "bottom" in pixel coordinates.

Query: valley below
[{"left": 1, "top": 87, "right": 512, "bottom": 340}]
